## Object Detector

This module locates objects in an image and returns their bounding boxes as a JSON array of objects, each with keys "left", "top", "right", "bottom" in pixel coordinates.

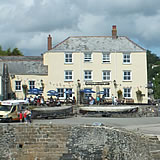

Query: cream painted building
[
  {"left": 0, "top": 26, "right": 148, "bottom": 104},
  {"left": 0, "top": 56, "right": 48, "bottom": 100},
  {"left": 43, "top": 26, "right": 148, "bottom": 103}
]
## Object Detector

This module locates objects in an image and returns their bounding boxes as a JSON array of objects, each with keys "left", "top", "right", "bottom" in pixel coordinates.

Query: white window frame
[
  {"left": 15, "top": 81, "right": 22, "bottom": 91},
  {"left": 57, "top": 88, "right": 73, "bottom": 99},
  {"left": 103, "top": 88, "right": 110, "bottom": 98},
  {"left": 123, "top": 53, "right": 131, "bottom": 64},
  {"left": 102, "top": 70, "right": 111, "bottom": 81},
  {"left": 123, "top": 70, "right": 131, "bottom": 81},
  {"left": 84, "top": 70, "right": 92, "bottom": 81},
  {"left": 65, "top": 53, "right": 72, "bottom": 63},
  {"left": 57, "top": 88, "right": 64, "bottom": 98},
  {"left": 29, "top": 80, "right": 35, "bottom": 90},
  {"left": 123, "top": 88, "right": 131, "bottom": 98},
  {"left": 84, "top": 52, "right": 92, "bottom": 62},
  {"left": 102, "top": 53, "right": 110, "bottom": 63},
  {"left": 64, "top": 70, "right": 73, "bottom": 81}
]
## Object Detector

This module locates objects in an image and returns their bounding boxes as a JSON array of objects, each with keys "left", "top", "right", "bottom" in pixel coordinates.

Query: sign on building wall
[{"left": 85, "top": 81, "right": 110, "bottom": 85}]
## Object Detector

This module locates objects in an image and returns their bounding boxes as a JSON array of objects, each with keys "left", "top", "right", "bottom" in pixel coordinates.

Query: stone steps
[{"left": 148, "top": 136, "right": 160, "bottom": 160}]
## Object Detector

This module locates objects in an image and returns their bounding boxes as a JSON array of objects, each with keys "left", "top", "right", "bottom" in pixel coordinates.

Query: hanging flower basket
[
  {"left": 22, "top": 84, "right": 28, "bottom": 99},
  {"left": 136, "top": 90, "right": 142, "bottom": 97},
  {"left": 22, "top": 84, "right": 27, "bottom": 89},
  {"left": 117, "top": 89, "right": 122, "bottom": 99}
]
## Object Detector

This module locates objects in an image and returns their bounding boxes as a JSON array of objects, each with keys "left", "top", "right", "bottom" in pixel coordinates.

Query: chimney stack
[
  {"left": 112, "top": 25, "right": 117, "bottom": 39},
  {"left": 48, "top": 34, "right": 52, "bottom": 50}
]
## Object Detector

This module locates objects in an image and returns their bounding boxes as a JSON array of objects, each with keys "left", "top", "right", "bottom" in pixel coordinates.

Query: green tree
[
  {"left": 0, "top": 46, "right": 7, "bottom": 56},
  {"left": 147, "top": 50, "right": 160, "bottom": 82},
  {"left": 11, "top": 48, "right": 23, "bottom": 56},
  {"left": 153, "top": 73, "right": 160, "bottom": 99},
  {"left": 0, "top": 46, "right": 23, "bottom": 56},
  {"left": 147, "top": 50, "right": 160, "bottom": 99},
  {"left": 6, "top": 48, "right": 12, "bottom": 56}
]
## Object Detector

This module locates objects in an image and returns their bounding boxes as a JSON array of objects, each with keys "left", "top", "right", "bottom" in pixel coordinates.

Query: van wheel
[{"left": 8, "top": 118, "right": 12, "bottom": 123}]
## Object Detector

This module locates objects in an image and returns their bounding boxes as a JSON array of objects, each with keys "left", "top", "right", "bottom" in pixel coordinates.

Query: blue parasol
[
  {"left": 28, "top": 88, "right": 43, "bottom": 95},
  {"left": 47, "top": 92, "right": 59, "bottom": 97},
  {"left": 64, "top": 90, "right": 75, "bottom": 94},
  {"left": 97, "top": 91, "right": 106, "bottom": 94},
  {"left": 47, "top": 90, "right": 57, "bottom": 94},
  {"left": 80, "top": 89, "right": 95, "bottom": 93},
  {"left": 47, "top": 93, "right": 59, "bottom": 96}
]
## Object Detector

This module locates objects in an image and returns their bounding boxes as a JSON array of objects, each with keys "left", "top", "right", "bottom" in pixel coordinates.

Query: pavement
[
  {"left": 1, "top": 104, "right": 160, "bottom": 137},
  {"left": 32, "top": 116, "right": 160, "bottom": 136}
]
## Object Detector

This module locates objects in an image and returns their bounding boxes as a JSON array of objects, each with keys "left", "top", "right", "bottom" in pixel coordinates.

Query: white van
[{"left": 0, "top": 100, "right": 29, "bottom": 122}]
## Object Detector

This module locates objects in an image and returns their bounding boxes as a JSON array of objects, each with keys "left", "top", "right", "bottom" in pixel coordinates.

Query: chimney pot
[
  {"left": 112, "top": 25, "right": 117, "bottom": 39},
  {"left": 112, "top": 25, "right": 116, "bottom": 30},
  {"left": 48, "top": 34, "right": 52, "bottom": 50}
]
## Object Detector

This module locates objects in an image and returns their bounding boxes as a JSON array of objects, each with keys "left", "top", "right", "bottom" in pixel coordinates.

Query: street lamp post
[{"left": 40, "top": 79, "right": 44, "bottom": 91}]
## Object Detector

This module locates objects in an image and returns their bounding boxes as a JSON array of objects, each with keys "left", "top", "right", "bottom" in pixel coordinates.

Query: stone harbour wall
[{"left": 0, "top": 124, "right": 152, "bottom": 160}]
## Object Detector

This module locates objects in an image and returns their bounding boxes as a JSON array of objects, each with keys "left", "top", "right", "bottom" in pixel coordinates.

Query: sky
[{"left": 1, "top": 0, "right": 160, "bottom": 57}]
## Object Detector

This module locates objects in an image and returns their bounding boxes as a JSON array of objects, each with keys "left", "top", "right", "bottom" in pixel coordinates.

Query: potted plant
[
  {"left": 136, "top": 89, "right": 142, "bottom": 101},
  {"left": 117, "top": 89, "right": 123, "bottom": 99},
  {"left": 136, "top": 89, "right": 142, "bottom": 97},
  {"left": 22, "top": 84, "right": 28, "bottom": 99}
]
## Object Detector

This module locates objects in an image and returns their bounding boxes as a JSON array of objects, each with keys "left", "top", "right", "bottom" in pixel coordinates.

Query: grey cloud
[
  {"left": 14, "top": 0, "right": 79, "bottom": 32},
  {"left": 72, "top": 0, "right": 160, "bottom": 16},
  {"left": 0, "top": 0, "right": 160, "bottom": 56}
]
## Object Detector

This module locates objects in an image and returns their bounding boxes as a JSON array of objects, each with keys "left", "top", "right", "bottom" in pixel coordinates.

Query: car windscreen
[{"left": 0, "top": 105, "right": 11, "bottom": 111}]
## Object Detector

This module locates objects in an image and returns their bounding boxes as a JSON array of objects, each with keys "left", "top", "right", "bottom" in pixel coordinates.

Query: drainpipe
[{"left": 2, "top": 63, "right": 9, "bottom": 100}]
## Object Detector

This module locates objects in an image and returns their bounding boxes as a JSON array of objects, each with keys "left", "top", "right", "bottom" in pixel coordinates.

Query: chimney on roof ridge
[
  {"left": 48, "top": 34, "right": 52, "bottom": 50},
  {"left": 112, "top": 25, "right": 117, "bottom": 39}
]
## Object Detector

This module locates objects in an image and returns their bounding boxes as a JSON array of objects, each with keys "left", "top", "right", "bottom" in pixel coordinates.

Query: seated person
[{"left": 56, "top": 99, "right": 61, "bottom": 106}]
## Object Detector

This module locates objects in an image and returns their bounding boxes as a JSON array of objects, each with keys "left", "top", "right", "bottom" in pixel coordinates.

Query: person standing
[
  {"left": 24, "top": 111, "right": 27, "bottom": 123},
  {"left": 112, "top": 94, "right": 114, "bottom": 105},
  {"left": 24, "top": 108, "right": 31, "bottom": 123},
  {"left": 114, "top": 96, "right": 118, "bottom": 105},
  {"left": 40, "top": 95, "right": 44, "bottom": 106},
  {"left": 19, "top": 111, "right": 23, "bottom": 123},
  {"left": 96, "top": 96, "right": 100, "bottom": 105},
  {"left": 72, "top": 96, "right": 76, "bottom": 105},
  {"left": 28, "top": 109, "right": 32, "bottom": 123}
]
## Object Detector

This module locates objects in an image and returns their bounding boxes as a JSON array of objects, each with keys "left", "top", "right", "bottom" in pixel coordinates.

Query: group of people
[
  {"left": 46, "top": 96, "right": 76, "bottom": 107},
  {"left": 19, "top": 108, "right": 32, "bottom": 123},
  {"left": 87, "top": 94, "right": 121, "bottom": 106},
  {"left": 111, "top": 94, "right": 126, "bottom": 105},
  {"left": 87, "top": 95, "right": 107, "bottom": 105},
  {"left": 46, "top": 96, "right": 61, "bottom": 107},
  {"left": 27, "top": 95, "right": 45, "bottom": 106}
]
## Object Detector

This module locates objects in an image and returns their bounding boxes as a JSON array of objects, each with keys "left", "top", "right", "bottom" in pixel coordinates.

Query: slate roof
[
  {"left": 0, "top": 56, "right": 48, "bottom": 75},
  {"left": 50, "top": 36, "right": 145, "bottom": 52}
]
